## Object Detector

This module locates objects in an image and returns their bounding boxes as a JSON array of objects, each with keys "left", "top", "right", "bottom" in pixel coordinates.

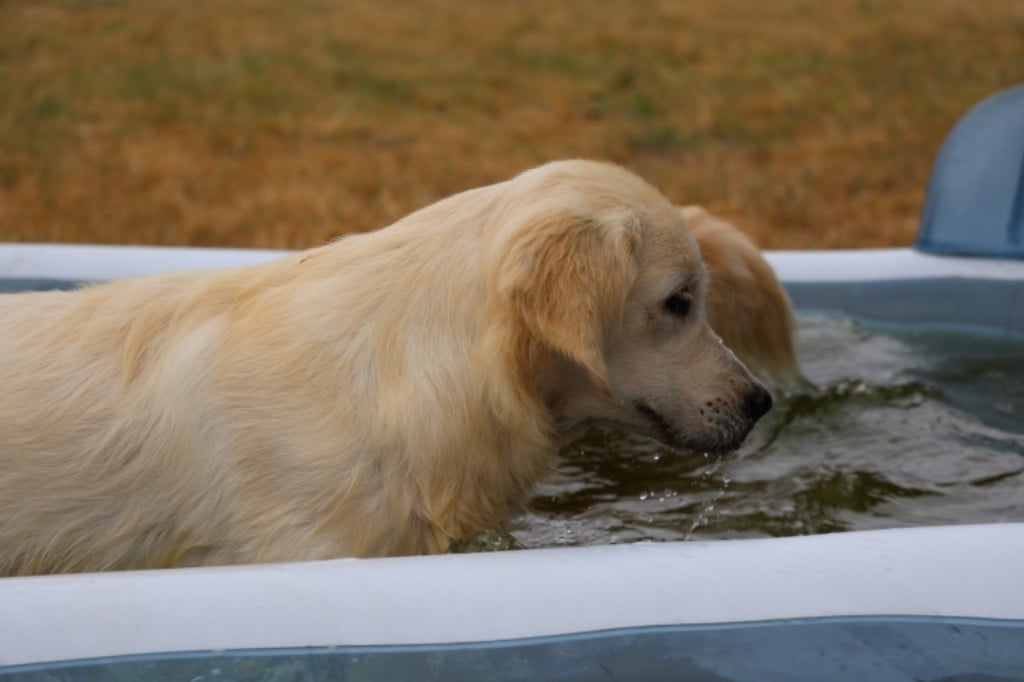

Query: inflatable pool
[
  {"left": 1, "top": 524, "right": 1022, "bottom": 680},
  {"left": 2, "top": 85, "right": 1024, "bottom": 680}
]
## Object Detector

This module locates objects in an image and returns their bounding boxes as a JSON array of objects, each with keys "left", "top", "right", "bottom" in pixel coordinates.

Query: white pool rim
[
  {"left": 2, "top": 243, "right": 1024, "bottom": 283},
  {"left": 1, "top": 523, "right": 1023, "bottom": 668}
]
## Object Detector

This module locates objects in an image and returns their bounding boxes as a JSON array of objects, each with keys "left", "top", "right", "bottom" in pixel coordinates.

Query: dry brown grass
[{"left": 2, "top": 0, "right": 1023, "bottom": 249}]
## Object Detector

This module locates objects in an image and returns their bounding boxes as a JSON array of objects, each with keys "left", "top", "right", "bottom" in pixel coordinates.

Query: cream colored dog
[
  {"left": 0, "top": 160, "right": 771, "bottom": 575},
  {"left": 682, "top": 206, "right": 804, "bottom": 391}
]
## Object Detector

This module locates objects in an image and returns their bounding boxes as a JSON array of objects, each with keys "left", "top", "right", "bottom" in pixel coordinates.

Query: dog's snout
[{"left": 743, "top": 385, "right": 773, "bottom": 421}]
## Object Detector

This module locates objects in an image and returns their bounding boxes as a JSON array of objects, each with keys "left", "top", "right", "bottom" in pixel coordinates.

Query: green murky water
[{"left": 511, "top": 314, "right": 1024, "bottom": 546}]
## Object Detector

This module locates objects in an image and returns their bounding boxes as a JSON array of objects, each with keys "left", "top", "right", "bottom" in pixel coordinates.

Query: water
[
  {"left": 511, "top": 314, "right": 1024, "bottom": 546},
  {"left": 7, "top": 618, "right": 1024, "bottom": 681}
]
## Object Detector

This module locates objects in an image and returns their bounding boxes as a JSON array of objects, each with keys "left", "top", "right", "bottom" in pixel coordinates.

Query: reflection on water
[{"left": 511, "top": 314, "right": 1024, "bottom": 547}]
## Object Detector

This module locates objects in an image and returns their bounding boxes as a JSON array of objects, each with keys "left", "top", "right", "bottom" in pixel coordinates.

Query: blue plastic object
[{"left": 917, "top": 83, "right": 1024, "bottom": 259}]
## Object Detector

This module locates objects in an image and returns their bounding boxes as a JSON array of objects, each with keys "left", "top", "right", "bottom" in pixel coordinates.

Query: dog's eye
[{"left": 663, "top": 293, "right": 691, "bottom": 318}]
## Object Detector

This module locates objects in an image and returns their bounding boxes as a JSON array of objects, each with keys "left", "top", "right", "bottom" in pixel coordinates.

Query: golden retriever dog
[
  {"left": 0, "top": 160, "right": 772, "bottom": 575},
  {"left": 682, "top": 206, "right": 805, "bottom": 391}
]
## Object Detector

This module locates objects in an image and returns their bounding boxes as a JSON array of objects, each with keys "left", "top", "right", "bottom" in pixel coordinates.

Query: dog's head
[{"left": 491, "top": 160, "right": 771, "bottom": 454}]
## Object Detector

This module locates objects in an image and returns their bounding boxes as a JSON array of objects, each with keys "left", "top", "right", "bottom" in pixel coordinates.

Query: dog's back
[
  {"left": 0, "top": 182, "right": 553, "bottom": 574},
  {"left": 0, "top": 271, "right": 255, "bottom": 573}
]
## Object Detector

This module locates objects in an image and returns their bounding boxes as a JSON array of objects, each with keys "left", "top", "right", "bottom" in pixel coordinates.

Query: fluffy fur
[
  {"left": 682, "top": 206, "right": 805, "bottom": 391},
  {"left": 0, "top": 161, "right": 771, "bottom": 575}
]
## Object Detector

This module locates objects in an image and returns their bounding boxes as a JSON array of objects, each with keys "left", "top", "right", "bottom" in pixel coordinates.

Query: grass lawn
[{"left": 2, "top": 0, "right": 1023, "bottom": 249}]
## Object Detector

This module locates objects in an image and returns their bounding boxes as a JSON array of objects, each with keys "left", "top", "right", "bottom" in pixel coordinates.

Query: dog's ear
[{"left": 497, "top": 208, "right": 640, "bottom": 394}]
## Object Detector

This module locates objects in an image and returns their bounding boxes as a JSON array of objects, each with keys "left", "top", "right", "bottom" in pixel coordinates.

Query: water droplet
[{"left": 993, "top": 402, "right": 1016, "bottom": 415}]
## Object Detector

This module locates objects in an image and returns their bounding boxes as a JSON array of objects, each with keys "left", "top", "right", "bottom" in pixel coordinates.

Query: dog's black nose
[{"left": 743, "top": 385, "right": 773, "bottom": 421}]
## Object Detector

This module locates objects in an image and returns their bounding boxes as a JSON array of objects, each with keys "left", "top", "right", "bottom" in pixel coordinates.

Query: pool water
[
  {"left": 6, "top": 617, "right": 1023, "bottom": 681},
  {"left": 511, "top": 314, "right": 1024, "bottom": 546}
]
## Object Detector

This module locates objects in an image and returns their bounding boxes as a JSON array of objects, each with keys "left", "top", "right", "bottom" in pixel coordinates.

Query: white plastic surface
[
  {"left": 3, "top": 243, "right": 1024, "bottom": 285},
  {"left": 0, "top": 243, "right": 286, "bottom": 281},
  {"left": 765, "top": 247, "right": 1024, "bottom": 282},
  {"left": 2, "top": 524, "right": 1023, "bottom": 667}
]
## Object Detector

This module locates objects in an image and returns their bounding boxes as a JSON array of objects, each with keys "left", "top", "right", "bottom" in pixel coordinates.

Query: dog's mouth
[
  {"left": 634, "top": 400, "right": 677, "bottom": 442},
  {"left": 633, "top": 399, "right": 755, "bottom": 454}
]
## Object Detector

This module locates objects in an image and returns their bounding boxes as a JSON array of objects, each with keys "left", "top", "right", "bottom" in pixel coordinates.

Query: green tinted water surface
[{"left": 512, "top": 314, "right": 1024, "bottom": 546}]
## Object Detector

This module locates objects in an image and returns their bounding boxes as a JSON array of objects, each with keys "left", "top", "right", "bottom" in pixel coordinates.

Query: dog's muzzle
[{"left": 636, "top": 384, "right": 773, "bottom": 454}]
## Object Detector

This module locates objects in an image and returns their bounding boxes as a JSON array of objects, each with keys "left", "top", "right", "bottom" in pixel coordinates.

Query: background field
[{"left": 2, "top": 0, "right": 1024, "bottom": 249}]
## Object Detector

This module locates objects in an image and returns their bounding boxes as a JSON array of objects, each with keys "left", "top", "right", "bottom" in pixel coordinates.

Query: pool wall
[
  {"left": 2, "top": 524, "right": 1024, "bottom": 679},
  {"left": 1, "top": 243, "right": 1023, "bottom": 678},
  {"left": 3, "top": 243, "right": 1022, "bottom": 334}
]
